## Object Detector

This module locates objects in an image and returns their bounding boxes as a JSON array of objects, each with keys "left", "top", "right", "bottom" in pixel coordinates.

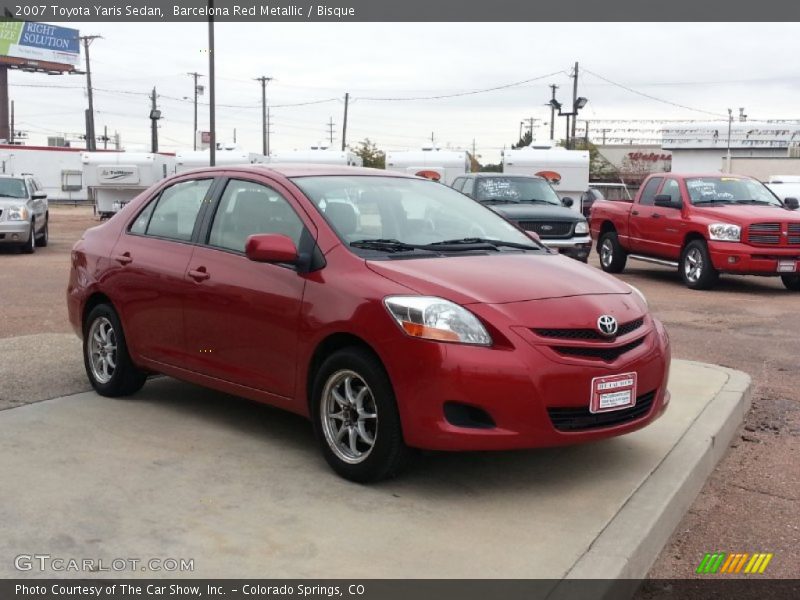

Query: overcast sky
[{"left": 9, "top": 22, "right": 800, "bottom": 162}]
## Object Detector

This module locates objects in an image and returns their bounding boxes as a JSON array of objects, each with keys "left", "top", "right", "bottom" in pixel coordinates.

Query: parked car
[
  {"left": 451, "top": 173, "right": 592, "bottom": 262},
  {"left": 590, "top": 173, "right": 800, "bottom": 290},
  {"left": 581, "top": 187, "right": 606, "bottom": 218},
  {"left": 0, "top": 174, "right": 49, "bottom": 253},
  {"left": 67, "top": 165, "right": 671, "bottom": 482}
]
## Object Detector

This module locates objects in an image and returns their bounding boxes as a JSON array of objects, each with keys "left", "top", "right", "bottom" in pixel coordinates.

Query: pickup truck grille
[
  {"left": 747, "top": 222, "right": 800, "bottom": 246},
  {"left": 534, "top": 317, "right": 644, "bottom": 341},
  {"left": 517, "top": 220, "right": 574, "bottom": 239}
]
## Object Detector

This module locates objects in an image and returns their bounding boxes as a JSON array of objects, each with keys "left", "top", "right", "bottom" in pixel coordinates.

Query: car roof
[
  {"left": 650, "top": 172, "right": 755, "bottom": 180},
  {"left": 462, "top": 173, "right": 547, "bottom": 180},
  {"left": 180, "top": 163, "right": 416, "bottom": 179},
  {"left": 0, "top": 174, "right": 29, "bottom": 179}
]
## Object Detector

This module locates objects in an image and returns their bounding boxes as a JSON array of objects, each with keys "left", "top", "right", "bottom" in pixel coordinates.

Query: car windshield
[
  {"left": 0, "top": 178, "right": 28, "bottom": 199},
  {"left": 291, "top": 175, "right": 542, "bottom": 255},
  {"left": 686, "top": 177, "right": 783, "bottom": 207},
  {"left": 475, "top": 177, "right": 561, "bottom": 205}
]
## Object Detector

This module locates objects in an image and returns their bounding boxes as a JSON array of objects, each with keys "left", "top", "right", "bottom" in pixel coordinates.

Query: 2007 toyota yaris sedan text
[{"left": 67, "top": 165, "right": 671, "bottom": 482}]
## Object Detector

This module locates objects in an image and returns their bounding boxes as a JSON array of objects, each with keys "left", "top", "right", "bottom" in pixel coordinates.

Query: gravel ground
[{"left": 0, "top": 206, "right": 797, "bottom": 580}]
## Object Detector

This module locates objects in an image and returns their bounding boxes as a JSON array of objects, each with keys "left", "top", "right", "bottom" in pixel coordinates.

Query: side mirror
[
  {"left": 561, "top": 196, "right": 574, "bottom": 208},
  {"left": 785, "top": 197, "right": 799, "bottom": 210},
  {"left": 32, "top": 191, "right": 47, "bottom": 200},
  {"left": 245, "top": 233, "right": 298, "bottom": 264},
  {"left": 654, "top": 194, "right": 681, "bottom": 208}
]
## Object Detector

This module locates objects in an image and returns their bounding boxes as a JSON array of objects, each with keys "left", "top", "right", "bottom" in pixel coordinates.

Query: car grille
[
  {"left": 547, "top": 390, "right": 656, "bottom": 432},
  {"left": 553, "top": 336, "right": 646, "bottom": 361},
  {"left": 790, "top": 223, "right": 800, "bottom": 245},
  {"left": 516, "top": 220, "right": 574, "bottom": 239},
  {"left": 747, "top": 222, "right": 800, "bottom": 246},
  {"left": 534, "top": 317, "right": 644, "bottom": 341}
]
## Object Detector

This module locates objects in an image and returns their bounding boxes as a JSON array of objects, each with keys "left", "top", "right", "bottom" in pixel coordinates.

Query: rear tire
[
  {"left": 311, "top": 347, "right": 413, "bottom": 483},
  {"left": 680, "top": 240, "right": 719, "bottom": 290},
  {"left": 35, "top": 216, "right": 48, "bottom": 247},
  {"left": 598, "top": 231, "right": 627, "bottom": 273},
  {"left": 781, "top": 274, "right": 800, "bottom": 291},
  {"left": 83, "top": 304, "right": 147, "bottom": 397},
  {"left": 21, "top": 221, "right": 35, "bottom": 254}
]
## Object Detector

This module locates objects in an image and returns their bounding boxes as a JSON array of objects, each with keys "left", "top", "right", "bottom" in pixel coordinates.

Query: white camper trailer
[
  {"left": 174, "top": 148, "right": 266, "bottom": 174},
  {"left": 82, "top": 152, "right": 175, "bottom": 218},
  {"left": 384, "top": 148, "right": 468, "bottom": 185},
  {"left": 269, "top": 148, "right": 363, "bottom": 167},
  {"left": 502, "top": 145, "right": 590, "bottom": 213},
  {"left": 0, "top": 145, "right": 87, "bottom": 202}
]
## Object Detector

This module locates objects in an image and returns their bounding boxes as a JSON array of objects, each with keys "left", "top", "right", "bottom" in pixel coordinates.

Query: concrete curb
[{"left": 549, "top": 361, "right": 752, "bottom": 599}]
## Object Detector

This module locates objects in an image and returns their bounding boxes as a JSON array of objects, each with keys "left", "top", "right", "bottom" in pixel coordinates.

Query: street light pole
[
  {"left": 255, "top": 76, "right": 273, "bottom": 156},
  {"left": 208, "top": 4, "right": 216, "bottom": 166},
  {"left": 726, "top": 108, "right": 733, "bottom": 173},
  {"left": 187, "top": 72, "right": 203, "bottom": 150}
]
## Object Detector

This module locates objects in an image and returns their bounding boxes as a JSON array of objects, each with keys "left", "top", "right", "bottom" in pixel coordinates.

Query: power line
[
  {"left": 357, "top": 70, "right": 567, "bottom": 101},
  {"left": 582, "top": 68, "right": 727, "bottom": 118}
]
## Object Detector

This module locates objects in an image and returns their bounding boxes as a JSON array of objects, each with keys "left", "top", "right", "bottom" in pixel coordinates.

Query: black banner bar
[{"left": 1, "top": 0, "right": 799, "bottom": 22}]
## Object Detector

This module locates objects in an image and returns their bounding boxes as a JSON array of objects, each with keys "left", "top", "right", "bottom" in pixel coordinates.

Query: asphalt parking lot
[{"left": 0, "top": 206, "right": 797, "bottom": 579}]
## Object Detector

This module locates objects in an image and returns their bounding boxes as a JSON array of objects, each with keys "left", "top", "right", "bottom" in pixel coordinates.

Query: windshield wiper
[
  {"left": 518, "top": 198, "right": 558, "bottom": 205},
  {"left": 694, "top": 199, "right": 733, "bottom": 205},
  {"left": 349, "top": 239, "right": 419, "bottom": 253},
  {"left": 734, "top": 199, "right": 776, "bottom": 205},
  {"left": 425, "top": 237, "right": 540, "bottom": 251},
  {"left": 479, "top": 198, "right": 517, "bottom": 204}
]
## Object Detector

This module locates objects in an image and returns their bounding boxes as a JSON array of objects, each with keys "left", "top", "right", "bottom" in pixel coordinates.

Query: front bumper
[
  {"left": 0, "top": 221, "right": 32, "bottom": 245},
  {"left": 707, "top": 241, "right": 800, "bottom": 275},
  {"left": 542, "top": 235, "right": 592, "bottom": 261},
  {"left": 381, "top": 313, "right": 671, "bottom": 452}
]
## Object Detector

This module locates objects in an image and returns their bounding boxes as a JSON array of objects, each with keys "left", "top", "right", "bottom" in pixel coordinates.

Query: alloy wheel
[
  {"left": 684, "top": 248, "right": 703, "bottom": 283},
  {"left": 320, "top": 369, "right": 378, "bottom": 464},
  {"left": 87, "top": 316, "right": 118, "bottom": 384},
  {"left": 600, "top": 238, "right": 613, "bottom": 267}
]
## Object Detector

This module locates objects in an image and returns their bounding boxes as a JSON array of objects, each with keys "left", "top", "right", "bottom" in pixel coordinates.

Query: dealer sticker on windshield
[
  {"left": 777, "top": 260, "right": 797, "bottom": 273},
  {"left": 590, "top": 372, "right": 638, "bottom": 413}
]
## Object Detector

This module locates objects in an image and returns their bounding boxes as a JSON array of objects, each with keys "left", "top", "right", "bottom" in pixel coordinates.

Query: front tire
[
  {"left": 83, "top": 304, "right": 147, "bottom": 397},
  {"left": 35, "top": 216, "right": 48, "bottom": 247},
  {"left": 782, "top": 274, "right": 800, "bottom": 291},
  {"left": 311, "top": 347, "right": 412, "bottom": 483},
  {"left": 681, "top": 240, "right": 719, "bottom": 290},
  {"left": 598, "top": 231, "right": 627, "bottom": 273},
  {"left": 21, "top": 221, "right": 35, "bottom": 254}
]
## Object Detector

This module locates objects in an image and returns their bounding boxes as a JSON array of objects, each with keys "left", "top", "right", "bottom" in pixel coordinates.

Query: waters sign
[{"left": 0, "top": 22, "right": 80, "bottom": 66}]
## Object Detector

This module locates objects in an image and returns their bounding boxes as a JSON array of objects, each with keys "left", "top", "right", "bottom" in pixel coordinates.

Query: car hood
[
  {"left": 485, "top": 202, "right": 581, "bottom": 221},
  {"left": 366, "top": 252, "right": 632, "bottom": 305},
  {"left": 695, "top": 204, "right": 800, "bottom": 223},
  {"left": 0, "top": 197, "right": 28, "bottom": 208}
]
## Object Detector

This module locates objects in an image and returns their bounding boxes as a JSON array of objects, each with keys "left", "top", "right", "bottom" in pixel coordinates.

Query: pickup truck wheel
[
  {"left": 781, "top": 274, "right": 800, "bottom": 291},
  {"left": 21, "top": 220, "right": 35, "bottom": 254},
  {"left": 35, "top": 216, "right": 49, "bottom": 247},
  {"left": 598, "top": 232, "right": 627, "bottom": 273},
  {"left": 681, "top": 240, "right": 719, "bottom": 290}
]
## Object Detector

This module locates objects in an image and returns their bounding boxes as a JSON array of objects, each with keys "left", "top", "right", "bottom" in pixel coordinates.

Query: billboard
[{"left": 0, "top": 21, "right": 80, "bottom": 67}]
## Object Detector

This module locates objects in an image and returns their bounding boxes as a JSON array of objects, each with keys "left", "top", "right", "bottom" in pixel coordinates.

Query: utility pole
[
  {"left": 149, "top": 87, "right": 161, "bottom": 153},
  {"left": 255, "top": 75, "right": 273, "bottom": 156},
  {"left": 103, "top": 124, "right": 108, "bottom": 149},
  {"left": 341, "top": 92, "right": 349, "bottom": 151},
  {"left": 266, "top": 106, "right": 272, "bottom": 155},
  {"left": 208, "top": 4, "right": 216, "bottom": 166},
  {"left": 570, "top": 62, "right": 579, "bottom": 148},
  {"left": 726, "top": 108, "right": 733, "bottom": 173},
  {"left": 549, "top": 84, "right": 558, "bottom": 141},
  {"left": 9, "top": 99, "right": 13, "bottom": 145},
  {"left": 326, "top": 116, "right": 335, "bottom": 146},
  {"left": 80, "top": 35, "right": 101, "bottom": 151},
  {"left": 600, "top": 128, "right": 611, "bottom": 145},
  {"left": 584, "top": 120, "right": 590, "bottom": 144},
  {"left": 187, "top": 72, "right": 203, "bottom": 150}
]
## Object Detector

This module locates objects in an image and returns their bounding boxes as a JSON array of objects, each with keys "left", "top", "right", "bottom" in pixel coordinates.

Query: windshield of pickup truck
[
  {"left": 686, "top": 177, "right": 783, "bottom": 207},
  {"left": 475, "top": 177, "right": 561, "bottom": 205},
  {"left": 292, "top": 175, "right": 542, "bottom": 255}
]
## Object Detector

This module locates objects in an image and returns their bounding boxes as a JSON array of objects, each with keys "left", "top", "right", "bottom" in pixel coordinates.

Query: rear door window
[{"left": 142, "top": 179, "right": 212, "bottom": 241}]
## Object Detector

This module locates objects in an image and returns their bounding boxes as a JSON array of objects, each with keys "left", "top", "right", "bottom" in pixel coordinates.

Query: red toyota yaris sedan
[{"left": 68, "top": 165, "right": 671, "bottom": 482}]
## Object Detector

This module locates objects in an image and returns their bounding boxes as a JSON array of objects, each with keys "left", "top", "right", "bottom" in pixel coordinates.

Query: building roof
[{"left": 662, "top": 122, "right": 800, "bottom": 150}]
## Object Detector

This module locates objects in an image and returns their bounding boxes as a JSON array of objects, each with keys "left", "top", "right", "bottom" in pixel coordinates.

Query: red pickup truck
[{"left": 590, "top": 173, "right": 800, "bottom": 290}]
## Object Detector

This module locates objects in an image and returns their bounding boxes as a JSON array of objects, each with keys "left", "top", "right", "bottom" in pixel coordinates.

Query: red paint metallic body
[{"left": 68, "top": 165, "right": 670, "bottom": 452}]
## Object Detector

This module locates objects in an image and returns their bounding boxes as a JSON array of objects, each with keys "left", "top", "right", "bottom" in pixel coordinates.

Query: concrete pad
[{"left": 0, "top": 359, "right": 749, "bottom": 581}]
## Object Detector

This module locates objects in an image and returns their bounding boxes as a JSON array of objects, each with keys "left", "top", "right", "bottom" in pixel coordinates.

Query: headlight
[
  {"left": 6, "top": 205, "right": 28, "bottom": 221},
  {"left": 708, "top": 223, "right": 741, "bottom": 242},
  {"left": 384, "top": 296, "right": 492, "bottom": 346},
  {"left": 628, "top": 284, "right": 648, "bottom": 307},
  {"left": 574, "top": 220, "right": 589, "bottom": 235}
]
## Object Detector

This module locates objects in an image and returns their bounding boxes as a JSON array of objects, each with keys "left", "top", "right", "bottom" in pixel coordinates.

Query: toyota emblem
[{"left": 597, "top": 315, "right": 618, "bottom": 337}]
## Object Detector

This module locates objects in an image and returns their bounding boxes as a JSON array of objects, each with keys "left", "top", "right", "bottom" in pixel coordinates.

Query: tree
[
  {"left": 556, "top": 138, "right": 617, "bottom": 181},
  {"left": 512, "top": 131, "right": 533, "bottom": 149},
  {"left": 351, "top": 138, "right": 385, "bottom": 169}
]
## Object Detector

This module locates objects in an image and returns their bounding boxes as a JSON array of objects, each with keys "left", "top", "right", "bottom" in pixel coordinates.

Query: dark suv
[{"left": 451, "top": 173, "right": 591, "bottom": 262}]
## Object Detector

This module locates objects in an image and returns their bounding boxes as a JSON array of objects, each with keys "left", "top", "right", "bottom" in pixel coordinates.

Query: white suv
[{"left": 0, "top": 174, "right": 49, "bottom": 253}]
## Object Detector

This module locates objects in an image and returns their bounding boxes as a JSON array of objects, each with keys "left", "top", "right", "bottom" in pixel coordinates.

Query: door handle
[
  {"left": 188, "top": 267, "right": 210, "bottom": 282},
  {"left": 632, "top": 210, "right": 639, "bottom": 216},
  {"left": 113, "top": 252, "right": 132, "bottom": 265},
  {"left": 652, "top": 213, "right": 662, "bottom": 219}
]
